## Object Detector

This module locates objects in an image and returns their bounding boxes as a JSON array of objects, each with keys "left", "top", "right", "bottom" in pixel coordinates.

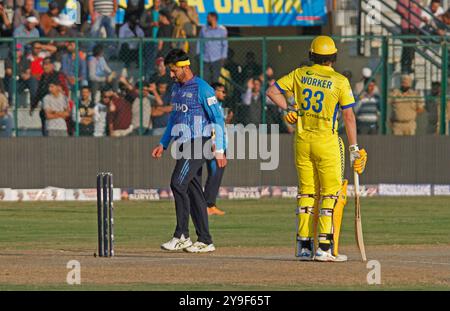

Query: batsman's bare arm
[
  {"left": 342, "top": 108, "right": 357, "bottom": 146},
  {"left": 266, "top": 85, "right": 288, "bottom": 110}
]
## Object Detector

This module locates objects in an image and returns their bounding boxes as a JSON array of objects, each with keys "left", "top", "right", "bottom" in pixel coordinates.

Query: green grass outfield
[{"left": 0, "top": 197, "right": 449, "bottom": 290}]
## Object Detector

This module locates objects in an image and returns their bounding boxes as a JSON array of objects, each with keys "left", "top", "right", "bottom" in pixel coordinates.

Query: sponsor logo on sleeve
[{"left": 207, "top": 96, "right": 218, "bottom": 106}]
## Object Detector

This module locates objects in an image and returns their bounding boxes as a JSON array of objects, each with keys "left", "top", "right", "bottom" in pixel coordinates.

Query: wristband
[{"left": 349, "top": 144, "right": 359, "bottom": 152}]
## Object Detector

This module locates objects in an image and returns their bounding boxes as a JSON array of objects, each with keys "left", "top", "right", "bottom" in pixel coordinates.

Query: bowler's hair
[{"left": 164, "top": 49, "right": 189, "bottom": 66}]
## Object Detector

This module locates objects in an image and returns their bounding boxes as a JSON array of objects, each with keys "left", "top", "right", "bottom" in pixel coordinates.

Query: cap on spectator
[
  {"left": 16, "top": 43, "right": 23, "bottom": 50},
  {"left": 26, "top": 16, "right": 39, "bottom": 24},
  {"left": 362, "top": 67, "right": 372, "bottom": 78},
  {"left": 155, "top": 57, "right": 165, "bottom": 65},
  {"left": 55, "top": 14, "right": 75, "bottom": 27}
]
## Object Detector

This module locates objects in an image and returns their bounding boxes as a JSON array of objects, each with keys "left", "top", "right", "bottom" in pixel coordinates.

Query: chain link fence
[{"left": 0, "top": 35, "right": 448, "bottom": 137}]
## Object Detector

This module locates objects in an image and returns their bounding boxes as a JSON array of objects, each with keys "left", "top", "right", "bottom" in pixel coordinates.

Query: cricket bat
[{"left": 354, "top": 171, "right": 367, "bottom": 262}]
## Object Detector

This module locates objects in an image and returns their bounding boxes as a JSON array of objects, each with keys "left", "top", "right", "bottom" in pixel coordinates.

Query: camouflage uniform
[{"left": 389, "top": 88, "right": 424, "bottom": 135}]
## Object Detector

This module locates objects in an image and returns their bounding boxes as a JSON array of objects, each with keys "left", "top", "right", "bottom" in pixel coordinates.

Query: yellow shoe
[{"left": 207, "top": 206, "right": 225, "bottom": 216}]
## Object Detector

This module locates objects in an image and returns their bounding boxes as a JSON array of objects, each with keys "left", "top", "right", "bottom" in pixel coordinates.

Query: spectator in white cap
[
  {"left": 49, "top": 13, "right": 79, "bottom": 38},
  {"left": 13, "top": 16, "right": 40, "bottom": 51},
  {"left": 13, "top": 0, "right": 39, "bottom": 29},
  {"left": 354, "top": 67, "right": 379, "bottom": 98}
]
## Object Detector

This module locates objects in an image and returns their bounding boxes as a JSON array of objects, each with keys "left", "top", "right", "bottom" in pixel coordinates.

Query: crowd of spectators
[
  {"left": 0, "top": 0, "right": 292, "bottom": 137},
  {"left": 0, "top": 0, "right": 448, "bottom": 137}
]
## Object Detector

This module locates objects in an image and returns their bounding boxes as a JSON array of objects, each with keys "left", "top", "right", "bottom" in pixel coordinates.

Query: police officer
[{"left": 389, "top": 75, "right": 424, "bottom": 135}]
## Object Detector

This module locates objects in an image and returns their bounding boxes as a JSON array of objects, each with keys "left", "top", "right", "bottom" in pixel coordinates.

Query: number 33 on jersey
[{"left": 275, "top": 64, "right": 356, "bottom": 137}]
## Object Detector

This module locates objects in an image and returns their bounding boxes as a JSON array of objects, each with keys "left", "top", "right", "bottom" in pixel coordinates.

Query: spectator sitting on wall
[
  {"left": 241, "top": 77, "right": 263, "bottom": 126},
  {"left": 151, "top": 78, "right": 171, "bottom": 136},
  {"left": 157, "top": 9, "right": 174, "bottom": 58},
  {"left": 13, "top": 16, "right": 40, "bottom": 48},
  {"left": 61, "top": 41, "right": 88, "bottom": 91},
  {"left": 421, "top": 0, "right": 444, "bottom": 30},
  {"left": 88, "top": 44, "right": 118, "bottom": 103},
  {"left": 0, "top": 0, "right": 12, "bottom": 37},
  {"left": 118, "top": 15, "right": 145, "bottom": 68},
  {"left": 94, "top": 85, "right": 112, "bottom": 137},
  {"left": 172, "top": 0, "right": 199, "bottom": 39},
  {"left": 355, "top": 80, "right": 380, "bottom": 135},
  {"left": 107, "top": 87, "right": 133, "bottom": 137},
  {"left": 13, "top": 0, "right": 39, "bottom": 29},
  {"left": 197, "top": 12, "right": 228, "bottom": 84},
  {"left": 354, "top": 67, "right": 379, "bottom": 97},
  {"left": 396, "top": 0, "right": 424, "bottom": 74},
  {"left": 89, "top": 0, "right": 117, "bottom": 39},
  {"left": 32, "top": 57, "right": 69, "bottom": 136},
  {"left": 0, "top": 80, "right": 14, "bottom": 137},
  {"left": 389, "top": 74, "right": 425, "bottom": 136},
  {"left": 39, "top": 1, "right": 60, "bottom": 36},
  {"left": 42, "top": 79, "right": 70, "bottom": 137},
  {"left": 72, "top": 86, "right": 95, "bottom": 136}
]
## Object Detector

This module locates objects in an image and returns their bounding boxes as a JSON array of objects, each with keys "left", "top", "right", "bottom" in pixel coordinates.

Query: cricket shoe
[
  {"left": 314, "top": 248, "right": 348, "bottom": 262},
  {"left": 161, "top": 234, "right": 193, "bottom": 251},
  {"left": 207, "top": 206, "right": 225, "bottom": 216},
  {"left": 297, "top": 248, "right": 313, "bottom": 261},
  {"left": 184, "top": 242, "right": 216, "bottom": 253}
]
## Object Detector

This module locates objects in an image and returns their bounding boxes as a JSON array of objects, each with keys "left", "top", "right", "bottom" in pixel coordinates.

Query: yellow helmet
[{"left": 310, "top": 36, "right": 338, "bottom": 55}]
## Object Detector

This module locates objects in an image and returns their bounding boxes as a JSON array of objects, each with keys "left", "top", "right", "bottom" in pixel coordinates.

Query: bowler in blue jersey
[{"left": 152, "top": 49, "right": 227, "bottom": 253}]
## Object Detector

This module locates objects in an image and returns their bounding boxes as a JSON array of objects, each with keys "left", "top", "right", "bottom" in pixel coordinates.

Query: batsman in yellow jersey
[{"left": 267, "top": 36, "right": 368, "bottom": 262}]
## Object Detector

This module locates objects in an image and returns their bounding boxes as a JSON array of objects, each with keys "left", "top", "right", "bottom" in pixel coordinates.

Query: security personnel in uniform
[{"left": 389, "top": 75, "right": 425, "bottom": 135}]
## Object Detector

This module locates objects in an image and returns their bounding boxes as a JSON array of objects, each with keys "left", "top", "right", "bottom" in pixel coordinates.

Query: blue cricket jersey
[{"left": 160, "top": 76, "right": 227, "bottom": 152}]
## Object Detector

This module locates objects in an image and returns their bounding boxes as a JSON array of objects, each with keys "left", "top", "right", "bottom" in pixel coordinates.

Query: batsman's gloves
[
  {"left": 349, "top": 144, "right": 367, "bottom": 174},
  {"left": 284, "top": 103, "right": 299, "bottom": 124}
]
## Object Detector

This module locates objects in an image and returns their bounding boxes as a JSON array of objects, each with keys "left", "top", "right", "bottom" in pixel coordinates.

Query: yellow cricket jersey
[{"left": 276, "top": 64, "right": 355, "bottom": 138}]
